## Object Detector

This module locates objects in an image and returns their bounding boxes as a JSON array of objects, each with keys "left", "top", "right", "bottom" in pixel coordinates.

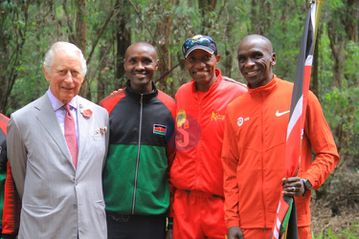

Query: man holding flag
[{"left": 221, "top": 34, "right": 339, "bottom": 239}]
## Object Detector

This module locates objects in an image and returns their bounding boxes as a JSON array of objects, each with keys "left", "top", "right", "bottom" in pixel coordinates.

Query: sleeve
[
  {"left": 221, "top": 108, "right": 240, "bottom": 228},
  {"left": 7, "top": 117, "right": 27, "bottom": 198},
  {"left": 102, "top": 110, "right": 110, "bottom": 170},
  {"left": 166, "top": 102, "right": 176, "bottom": 168},
  {"left": 301, "top": 91, "right": 340, "bottom": 189},
  {"left": 167, "top": 104, "right": 176, "bottom": 218},
  {"left": 2, "top": 161, "right": 21, "bottom": 237}
]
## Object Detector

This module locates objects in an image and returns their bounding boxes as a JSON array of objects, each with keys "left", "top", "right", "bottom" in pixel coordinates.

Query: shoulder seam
[{"left": 222, "top": 76, "right": 247, "bottom": 88}]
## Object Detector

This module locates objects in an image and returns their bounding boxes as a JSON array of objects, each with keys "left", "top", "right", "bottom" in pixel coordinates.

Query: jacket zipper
[
  {"left": 131, "top": 94, "right": 143, "bottom": 214},
  {"left": 260, "top": 93, "right": 267, "bottom": 228}
]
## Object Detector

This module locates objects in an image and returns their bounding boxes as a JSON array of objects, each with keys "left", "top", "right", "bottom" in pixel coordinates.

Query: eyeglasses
[{"left": 182, "top": 35, "right": 217, "bottom": 58}]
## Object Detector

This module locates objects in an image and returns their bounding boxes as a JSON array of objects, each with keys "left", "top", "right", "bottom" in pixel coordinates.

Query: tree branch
[
  {"left": 128, "top": 0, "right": 156, "bottom": 43},
  {"left": 86, "top": 2, "right": 120, "bottom": 65},
  {"left": 62, "top": 0, "right": 74, "bottom": 41}
]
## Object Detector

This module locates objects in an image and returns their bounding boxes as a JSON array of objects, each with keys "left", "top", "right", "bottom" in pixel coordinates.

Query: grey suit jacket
[{"left": 7, "top": 94, "right": 109, "bottom": 239}]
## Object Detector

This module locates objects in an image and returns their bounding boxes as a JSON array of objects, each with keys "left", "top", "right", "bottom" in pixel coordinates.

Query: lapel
[
  {"left": 77, "top": 96, "right": 91, "bottom": 171},
  {"left": 34, "top": 94, "right": 71, "bottom": 162}
]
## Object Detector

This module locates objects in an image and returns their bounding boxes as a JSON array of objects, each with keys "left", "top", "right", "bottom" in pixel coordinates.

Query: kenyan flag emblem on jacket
[{"left": 153, "top": 124, "right": 167, "bottom": 136}]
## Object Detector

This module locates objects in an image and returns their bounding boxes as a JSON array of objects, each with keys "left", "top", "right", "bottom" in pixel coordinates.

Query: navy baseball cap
[{"left": 182, "top": 35, "right": 218, "bottom": 58}]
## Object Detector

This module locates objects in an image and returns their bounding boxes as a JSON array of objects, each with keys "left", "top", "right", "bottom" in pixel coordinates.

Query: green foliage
[
  {"left": 0, "top": 0, "right": 357, "bottom": 234},
  {"left": 317, "top": 25, "right": 334, "bottom": 94},
  {"left": 344, "top": 41, "right": 359, "bottom": 87},
  {"left": 1, "top": 0, "right": 357, "bottom": 163},
  {"left": 314, "top": 223, "right": 359, "bottom": 239},
  {"left": 322, "top": 87, "right": 359, "bottom": 157}
]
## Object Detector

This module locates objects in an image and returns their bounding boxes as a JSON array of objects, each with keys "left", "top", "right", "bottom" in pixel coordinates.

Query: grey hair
[{"left": 43, "top": 41, "right": 87, "bottom": 75}]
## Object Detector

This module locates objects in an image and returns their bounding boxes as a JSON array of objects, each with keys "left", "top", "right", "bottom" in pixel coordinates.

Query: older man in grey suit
[{"left": 7, "top": 41, "right": 109, "bottom": 239}]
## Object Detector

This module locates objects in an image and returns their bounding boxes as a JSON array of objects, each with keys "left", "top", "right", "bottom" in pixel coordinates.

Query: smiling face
[
  {"left": 124, "top": 42, "right": 158, "bottom": 94},
  {"left": 237, "top": 35, "right": 276, "bottom": 89},
  {"left": 44, "top": 49, "right": 85, "bottom": 104},
  {"left": 184, "top": 49, "right": 220, "bottom": 92}
]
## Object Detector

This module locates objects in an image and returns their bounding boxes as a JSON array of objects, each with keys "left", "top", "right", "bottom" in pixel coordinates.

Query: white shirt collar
[{"left": 46, "top": 89, "right": 78, "bottom": 111}]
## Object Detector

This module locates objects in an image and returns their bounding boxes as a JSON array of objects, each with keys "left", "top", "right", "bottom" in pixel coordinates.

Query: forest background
[{"left": 0, "top": 0, "right": 358, "bottom": 238}]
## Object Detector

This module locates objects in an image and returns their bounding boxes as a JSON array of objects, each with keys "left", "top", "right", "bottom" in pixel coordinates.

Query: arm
[
  {"left": 2, "top": 161, "right": 21, "bottom": 238},
  {"left": 102, "top": 110, "right": 110, "bottom": 170},
  {"left": 165, "top": 99, "right": 176, "bottom": 219},
  {"left": 7, "top": 118, "right": 27, "bottom": 198},
  {"left": 221, "top": 109, "right": 241, "bottom": 230},
  {"left": 228, "top": 227, "right": 244, "bottom": 239},
  {"left": 301, "top": 92, "right": 340, "bottom": 189}
]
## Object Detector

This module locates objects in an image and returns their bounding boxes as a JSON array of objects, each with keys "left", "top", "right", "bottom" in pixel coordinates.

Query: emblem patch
[
  {"left": 153, "top": 124, "right": 167, "bottom": 136},
  {"left": 237, "top": 116, "right": 250, "bottom": 127},
  {"left": 176, "top": 109, "right": 187, "bottom": 128},
  {"left": 211, "top": 112, "right": 225, "bottom": 121}
]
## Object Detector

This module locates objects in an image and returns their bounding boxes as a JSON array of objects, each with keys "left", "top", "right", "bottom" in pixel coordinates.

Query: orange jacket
[
  {"left": 170, "top": 69, "right": 247, "bottom": 196},
  {"left": 222, "top": 76, "right": 339, "bottom": 229}
]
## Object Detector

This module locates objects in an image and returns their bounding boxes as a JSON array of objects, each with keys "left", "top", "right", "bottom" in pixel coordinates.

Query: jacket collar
[
  {"left": 191, "top": 68, "right": 223, "bottom": 93},
  {"left": 125, "top": 80, "right": 158, "bottom": 101},
  {"left": 248, "top": 74, "right": 278, "bottom": 96}
]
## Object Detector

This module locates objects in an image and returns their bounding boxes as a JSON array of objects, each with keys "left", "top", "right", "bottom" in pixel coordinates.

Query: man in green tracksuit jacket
[{"left": 100, "top": 42, "right": 175, "bottom": 239}]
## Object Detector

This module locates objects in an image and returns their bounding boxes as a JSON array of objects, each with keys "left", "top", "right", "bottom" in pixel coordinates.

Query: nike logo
[{"left": 275, "top": 110, "right": 290, "bottom": 117}]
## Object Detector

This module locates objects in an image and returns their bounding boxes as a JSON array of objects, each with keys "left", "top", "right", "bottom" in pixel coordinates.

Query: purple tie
[{"left": 64, "top": 104, "right": 78, "bottom": 168}]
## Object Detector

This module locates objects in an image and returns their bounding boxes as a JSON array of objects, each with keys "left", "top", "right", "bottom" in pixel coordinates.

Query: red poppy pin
[{"left": 80, "top": 108, "right": 93, "bottom": 119}]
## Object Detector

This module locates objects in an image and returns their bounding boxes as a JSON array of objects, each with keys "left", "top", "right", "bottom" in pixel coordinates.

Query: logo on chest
[
  {"left": 175, "top": 109, "right": 201, "bottom": 151},
  {"left": 153, "top": 124, "right": 167, "bottom": 136},
  {"left": 211, "top": 111, "right": 225, "bottom": 121},
  {"left": 275, "top": 110, "right": 290, "bottom": 117},
  {"left": 237, "top": 116, "right": 250, "bottom": 127}
]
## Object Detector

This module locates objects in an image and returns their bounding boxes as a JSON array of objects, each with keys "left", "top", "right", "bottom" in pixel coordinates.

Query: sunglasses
[{"left": 182, "top": 35, "right": 217, "bottom": 57}]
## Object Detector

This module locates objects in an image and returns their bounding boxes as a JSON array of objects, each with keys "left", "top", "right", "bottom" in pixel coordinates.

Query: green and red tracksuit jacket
[
  {"left": 100, "top": 81, "right": 175, "bottom": 216},
  {"left": 0, "top": 114, "right": 20, "bottom": 238}
]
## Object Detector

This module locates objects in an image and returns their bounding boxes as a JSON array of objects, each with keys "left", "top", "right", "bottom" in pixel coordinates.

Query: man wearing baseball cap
[{"left": 170, "top": 35, "right": 247, "bottom": 238}]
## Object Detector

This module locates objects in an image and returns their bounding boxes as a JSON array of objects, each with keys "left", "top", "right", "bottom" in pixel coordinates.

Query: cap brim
[{"left": 184, "top": 46, "right": 215, "bottom": 58}]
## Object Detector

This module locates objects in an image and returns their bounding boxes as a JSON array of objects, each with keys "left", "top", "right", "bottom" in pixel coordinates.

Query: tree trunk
[
  {"left": 199, "top": 0, "right": 217, "bottom": 34},
  {"left": 222, "top": 1, "right": 233, "bottom": 78},
  {"left": 311, "top": 24, "right": 321, "bottom": 96},
  {"left": 250, "top": 0, "right": 271, "bottom": 35},
  {"left": 153, "top": 0, "right": 179, "bottom": 91},
  {"left": 0, "top": 2, "right": 29, "bottom": 113},
  {"left": 75, "top": 0, "right": 87, "bottom": 52},
  {"left": 115, "top": 0, "right": 131, "bottom": 90},
  {"left": 75, "top": 0, "right": 89, "bottom": 98},
  {"left": 328, "top": 21, "right": 346, "bottom": 88},
  {"left": 155, "top": 16, "right": 173, "bottom": 85},
  {"left": 343, "top": 0, "right": 358, "bottom": 42},
  {"left": 96, "top": 45, "right": 110, "bottom": 102}
]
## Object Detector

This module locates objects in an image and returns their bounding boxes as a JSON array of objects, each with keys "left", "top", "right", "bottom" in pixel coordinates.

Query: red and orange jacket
[
  {"left": 0, "top": 114, "right": 20, "bottom": 237},
  {"left": 222, "top": 76, "right": 339, "bottom": 229},
  {"left": 170, "top": 69, "right": 247, "bottom": 196}
]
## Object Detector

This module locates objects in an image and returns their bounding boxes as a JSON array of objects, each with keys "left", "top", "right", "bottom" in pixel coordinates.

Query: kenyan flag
[{"left": 272, "top": 1, "right": 322, "bottom": 238}]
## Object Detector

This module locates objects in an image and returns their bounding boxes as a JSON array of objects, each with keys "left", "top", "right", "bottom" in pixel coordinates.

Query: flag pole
[{"left": 271, "top": 1, "right": 323, "bottom": 238}]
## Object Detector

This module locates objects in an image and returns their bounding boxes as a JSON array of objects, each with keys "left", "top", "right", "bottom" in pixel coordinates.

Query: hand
[
  {"left": 282, "top": 177, "right": 305, "bottom": 197},
  {"left": 165, "top": 229, "right": 173, "bottom": 239},
  {"left": 165, "top": 217, "right": 173, "bottom": 239},
  {"left": 228, "top": 226, "right": 244, "bottom": 239},
  {"left": 110, "top": 88, "right": 122, "bottom": 96}
]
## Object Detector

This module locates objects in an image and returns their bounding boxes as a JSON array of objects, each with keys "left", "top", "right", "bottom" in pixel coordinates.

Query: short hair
[
  {"left": 124, "top": 42, "right": 158, "bottom": 60},
  {"left": 43, "top": 41, "right": 87, "bottom": 75}
]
